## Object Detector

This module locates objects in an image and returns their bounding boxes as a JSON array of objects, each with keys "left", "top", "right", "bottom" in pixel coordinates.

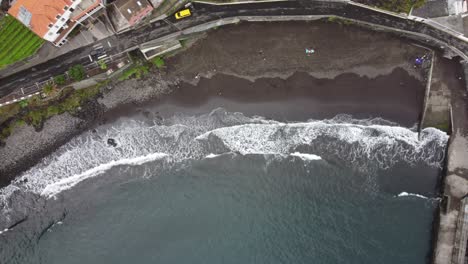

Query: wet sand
[{"left": 109, "top": 68, "right": 425, "bottom": 127}]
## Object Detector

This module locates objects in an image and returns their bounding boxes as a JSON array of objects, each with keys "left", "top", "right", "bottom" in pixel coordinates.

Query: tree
[
  {"left": 42, "top": 82, "right": 56, "bottom": 95},
  {"left": 98, "top": 59, "right": 108, "bottom": 70},
  {"left": 54, "top": 74, "right": 66, "bottom": 85},
  {"left": 68, "top": 64, "right": 86, "bottom": 81}
]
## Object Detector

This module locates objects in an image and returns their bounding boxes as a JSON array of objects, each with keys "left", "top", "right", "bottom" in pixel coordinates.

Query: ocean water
[{"left": 0, "top": 109, "right": 447, "bottom": 264}]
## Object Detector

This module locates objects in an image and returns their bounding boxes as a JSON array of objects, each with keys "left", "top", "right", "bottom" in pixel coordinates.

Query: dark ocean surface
[{"left": 0, "top": 108, "right": 447, "bottom": 264}]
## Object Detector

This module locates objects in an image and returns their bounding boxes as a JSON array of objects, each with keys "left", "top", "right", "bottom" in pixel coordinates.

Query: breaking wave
[
  {"left": 291, "top": 152, "right": 322, "bottom": 160},
  {"left": 0, "top": 109, "right": 448, "bottom": 229},
  {"left": 396, "top": 192, "right": 429, "bottom": 199},
  {"left": 40, "top": 152, "right": 169, "bottom": 198}
]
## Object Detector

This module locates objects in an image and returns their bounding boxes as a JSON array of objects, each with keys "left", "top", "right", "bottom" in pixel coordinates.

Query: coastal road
[{"left": 1, "top": 0, "right": 468, "bottom": 98}]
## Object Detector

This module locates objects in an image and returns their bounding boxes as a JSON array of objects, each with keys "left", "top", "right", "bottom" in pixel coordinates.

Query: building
[
  {"left": 107, "top": 0, "right": 153, "bottom": 33},
  {"left": 8, "top": 0, "right": 105, "bottom": 46}
]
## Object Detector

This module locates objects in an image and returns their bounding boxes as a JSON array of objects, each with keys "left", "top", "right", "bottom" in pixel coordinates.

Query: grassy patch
[
  {"left": 151, "top": 56, "right": 165, "bottom": 68},
  {"left": 433, "top": 121, "right": 450, "bottom": 133},
  {"left": 382, "top": 0, "right": 426, "bottom": 13},
  {"left": 118, "top": 65, "right": 149, "bottom": 81},
  {"left": 327, "top": 16, "right": 353, "bottom": 25},
  {"left": 0, "top": 103, "right": 20, "bottom": 124},
  {"left": 356, "top": 0, "right": 426, "bottom": 14},
  {"left": 0, "top": 15, "right": 44, "bottom": 68}
]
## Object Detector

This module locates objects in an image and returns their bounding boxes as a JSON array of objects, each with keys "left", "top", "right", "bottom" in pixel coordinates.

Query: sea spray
[
  {"left": 397, "top": 192, "right": 429, "bottom": 199},
  {"left": 0, "top": 109, "right": 448, "bottom": 229}
]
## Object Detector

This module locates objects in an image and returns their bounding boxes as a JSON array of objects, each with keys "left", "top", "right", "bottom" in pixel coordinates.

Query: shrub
[
  {"left": 18, "top": 100, "right": 28, "bottom": 108},
  {"left": 46, "top": 105, "right": 62, "bottom": 116},
  {"left": 0, "top": 103, "right": 20, "bottom": 123},
  {"left": 118, "top": 65, "right": 149, "bottom": 81},
  {"left": 42, "top": 82, "right": 56, "bottom": 95},
  {"left": 26, "top": 110, "right": 45, "bottom": 127},
  {"left": 98, "top": 59, "right": 108, "bottom": 70},
  {"left": 54, "top": 74, "right": 66, "bottom": 85},
  {"left": 68, "top": 64, "right": 86, "bottom": 81},
  {"left": 151, "top": 56, "right": 165, "bottom": 69}
]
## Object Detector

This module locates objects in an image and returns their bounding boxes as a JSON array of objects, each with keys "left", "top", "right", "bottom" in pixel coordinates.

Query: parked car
[{"left": 175, "top": 9, "right": 191, "bottom": 19}]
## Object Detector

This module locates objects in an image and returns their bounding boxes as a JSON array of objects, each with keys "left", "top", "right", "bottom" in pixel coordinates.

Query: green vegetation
[
  {"left": 434, "top": 121, "right": 450, "bottom": 133},
  {"left": 179, "top": 39, "right": 188, "bottom": 47},
  {"left": 42, "top": 82, "right": 56, "bottom": 96},
  {"left": 69, "top": 64, "right": 86, "bottom": 81},
  {"left": 327, "top": 16, "right": 338, "bottom": 23},
  {"left": 98, "top": 59, "right": 108, "bottom": 70},
  {"left": 23, "top": 85, "right": 101, "bottom": 128},
  {"left": 54, "top": 74, "right": 66, "bottom": 85},
  {"left": 118, "top": 65, "right": 149, "bottom": 81},
  {"left": 151, "top": 56, "right": 165, "bottom": 68},
  {"left": 0, "top": 84, "right": 102, "bottom": 140},
  {"left": 0, "top": 103, "right": 20, "bottom": 124},
  {"left": 372, "top": 0, "right": 426, "bottom": 14},
  {"left": 18, "top": 100, "right": 28, "bottom": 108},
  {"left": 0, "top": 15, "right": 44, "bottom": 68},
  {"left": 327, "top": 16, "right": 353, "bottom": 25}
]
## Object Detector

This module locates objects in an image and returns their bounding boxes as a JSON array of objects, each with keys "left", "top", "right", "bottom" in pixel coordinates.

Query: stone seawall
[{"left": 423, "top": 56, "right": 468, "bottom": 264}]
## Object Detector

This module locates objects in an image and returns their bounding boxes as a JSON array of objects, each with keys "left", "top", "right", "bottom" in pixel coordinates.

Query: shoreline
[
  {"left": 0, "top": 21, "right": 430, "bottom": 185},
  {"left": 0, "top": 67, "right": 427, "bottom": 188}
]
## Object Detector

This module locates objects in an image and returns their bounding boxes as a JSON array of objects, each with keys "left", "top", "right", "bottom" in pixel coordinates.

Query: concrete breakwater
[{"left": 426, "top": 56, "right": 468, "bottom": 264}]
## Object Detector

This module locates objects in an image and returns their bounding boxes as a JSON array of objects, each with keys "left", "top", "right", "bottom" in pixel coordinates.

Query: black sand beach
[
  {"left": 148, "top": 69, "right": 424, "bottom": 126},
  {"left": 0, "top": 21, "right": 430, "bottom": 185}
]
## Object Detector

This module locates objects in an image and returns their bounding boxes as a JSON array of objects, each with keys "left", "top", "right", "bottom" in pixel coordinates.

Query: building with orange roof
[{"left": 8, "top": 0, "right": 105, "bottom": 46}]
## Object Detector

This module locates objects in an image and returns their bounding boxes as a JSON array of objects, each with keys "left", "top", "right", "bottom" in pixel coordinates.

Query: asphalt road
[{"left": 0, "top": 0, "right": 467, "bottom": 98}]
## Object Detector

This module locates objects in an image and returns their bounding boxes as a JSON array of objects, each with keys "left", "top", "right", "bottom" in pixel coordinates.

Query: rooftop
[
  {"left": 113, "top": 0, "right": 152, "bottom": 22},
  {"left": 412, "top": 0, "right": 449, "bottom": 18},
  {"left": 8, "top": 0, "right": 73, "bottom": 37},
  {"left": 107, "top": 0, "right": 153, "bottom": 32}
]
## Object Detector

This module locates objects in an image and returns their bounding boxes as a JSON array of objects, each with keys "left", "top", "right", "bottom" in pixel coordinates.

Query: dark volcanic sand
[{"left": 109, "top": 68, "right": 424, "bottom": 127}]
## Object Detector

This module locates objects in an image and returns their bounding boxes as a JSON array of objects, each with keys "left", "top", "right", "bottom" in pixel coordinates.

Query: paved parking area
[{"left": 62, "top": 18, "right": 115, "bottom": 51}]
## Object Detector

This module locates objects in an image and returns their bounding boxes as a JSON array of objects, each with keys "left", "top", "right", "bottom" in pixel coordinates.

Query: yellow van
[{"left": 175, "top": 9, "right": 191, "bottom": 19}]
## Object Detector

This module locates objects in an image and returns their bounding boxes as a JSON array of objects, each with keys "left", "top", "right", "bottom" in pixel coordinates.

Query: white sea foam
[
  {"left": 291, "top": 152, "right": 322, "bottom": 160},
  {"left": 196, "top": 121, "right": 448, "bottom": 171},
  {"left": 205, "top": 153, "right": 221, "bottom": 159},
  {"left": 0, "top": 110, "right": 448, "bottom": 210},
  {"left": 41, "top": 152, "right": 169, "bottom": 197},
  {"left": 397, "top": 192, "right": 428, "bottom": 199}
]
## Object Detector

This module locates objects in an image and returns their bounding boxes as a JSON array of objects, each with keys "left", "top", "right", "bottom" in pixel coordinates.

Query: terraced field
[{"left": 0, "top": 15, "right": 44, "bottom": 68}]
